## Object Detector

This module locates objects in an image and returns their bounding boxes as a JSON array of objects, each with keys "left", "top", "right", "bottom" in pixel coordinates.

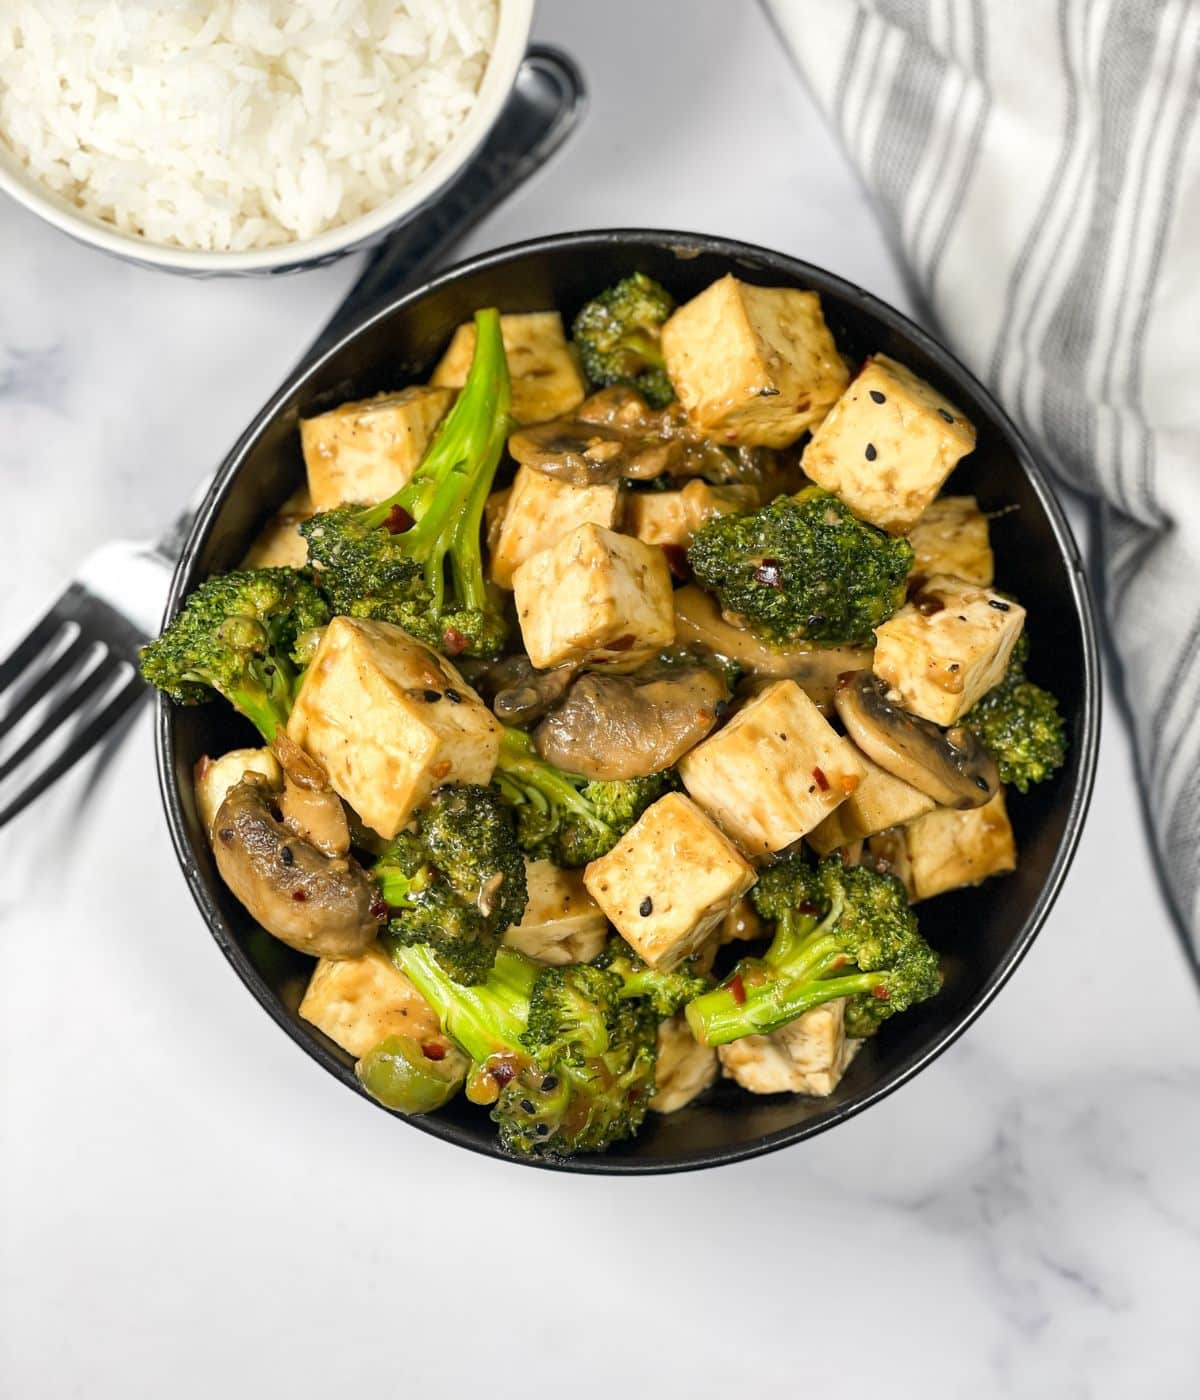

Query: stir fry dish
[{"left": 144, "top": 273, "right": 1067, "bottom": 1158}]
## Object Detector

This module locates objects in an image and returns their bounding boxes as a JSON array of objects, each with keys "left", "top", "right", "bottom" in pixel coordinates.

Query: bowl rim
[
  {"left": 156, "top": 228, "right": 1102, "bottom": 1173},
  {"left": 0, "top": 0, "right": 534, "bottom": 274}
]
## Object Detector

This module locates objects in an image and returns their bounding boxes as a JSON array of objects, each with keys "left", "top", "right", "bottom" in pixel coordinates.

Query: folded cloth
[{"left": 766, "top": 0, "right": 1200, "bottom": 952}]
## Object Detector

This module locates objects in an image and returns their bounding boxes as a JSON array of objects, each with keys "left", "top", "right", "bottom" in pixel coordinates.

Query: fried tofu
[
  {"left": 240, "top": 485, "right": 314, "bottom": 569},
  {"left": 501, "top": 858, "right": 610, "bottom": 966},
  {"left": 626, "top": 480, "right": 757, "bottom": 549},
  {"left": 806, "top": 752, "right": 935, "bottom": 856},
  {"left": 907, "top": 495, "right": 994, "bottom": 586},
  {"left": 651, "top": 1014, "right": 719, "bottom": 1114},
  {"left": 430, "top": 311, "right": 586, "bottom": 424},
  {"left": 661, "top": 275, "right": 849, "bottom": 448},
  {"left": 491, "top": 465, "right": 622, "bottom": 590},
  {"left": 719, "top": 999, "right": 861, "bottom": 1096},
  {"left": 801, "top": 355, "right": 976, "bottom": 534},
  {"left": 904, "top": 789, "right": 1017, "bottom": 900},
  {"left": 286, "top": 617, "right": 500, "bottom": 839},
  {"left": 193, "top": 747, "right": 281, "bottom": 836}
]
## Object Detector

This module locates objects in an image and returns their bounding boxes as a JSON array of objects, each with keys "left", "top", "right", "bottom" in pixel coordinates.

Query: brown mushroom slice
[
  {"left": 673, "top": 584, "right": 870, "bottom": 705},
  {"left": 534, "top": 664, "right": 728, "bottom": 780},
  {"left": 212, "top": 773, "right": 383, "bottom": 959},
  {"left": 273, "top": 731, "right": 351, "bottom": 857},
  {"left": 466, "top": 653, "right": 577, "bottom": 727},
  {"left": 833, "top": 670, "right": 999, "bottom": 810}
]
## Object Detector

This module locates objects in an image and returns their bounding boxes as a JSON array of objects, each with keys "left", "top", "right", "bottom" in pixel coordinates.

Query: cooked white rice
[{"left": 0, "top": 0, "right": 498, "bottom": 252}]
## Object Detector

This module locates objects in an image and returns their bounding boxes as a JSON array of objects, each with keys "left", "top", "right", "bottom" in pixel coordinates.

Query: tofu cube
[
  {"left": 862, "top": 827, "right": 917, "bottom": 901},
  {"left": 801, "top": 355, "right": 977, "bottom": 534},
  {"left": 907, "top": 495, "right": 994, "bottom": 586},
  {"left": 193, "top": 747, "right": 281, "bottom": 836},
  {"left": 719, "top": 999, "right": 862, "bottom": 1096},
  {"left": 299, "top": 945, "right": 466, "bottom": 1069},
  {"left": 430, "top": 311, "right": 586, "bottom": 424},
  {"left": 807, "top": 753, "right": 935, "bottom": 856},
  {"left": 626, "top": 480, "right": 757, "bottom": 549},
  {"left": 872, "top": 574, "right": 1026, "bottom": 725},
  {"left": 651, "top": 1014, "right": 719, "bottom": 1114},
  {"left": 905, "top": 789, "right": 1017, "bottom": 901},
  {"left": 512, "top": 523, "right": 675, "bottom": 669},
  {"left": 661, "top": 275, "right": 849, "bottom": 448},
  {"left": 502, "top": 858, "right": 610, "bottom": 966},
  {"left": 240, "top": 485, "right": 313, "bottom": 569},
  {"left": 677, "top": 680, "right": 867, "bottom": 855},
  {"left": 491, "top": 465, "right": 622, "bottom": 590},
  {"left": 583, "top": 793, "right": 756, "bottom": 969},
  {"left": 485, "top": 487, "right": 511, "bottom": 560},
  {"left": 286, "top": 617, "right": 500, "bottom": 839},
  {"left": 300, "top": 386, "right": 453, "bottom": 511}
]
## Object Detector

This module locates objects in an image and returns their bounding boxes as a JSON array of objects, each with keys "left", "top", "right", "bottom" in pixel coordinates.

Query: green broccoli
[
  {"left": 139, "top": 566, "right": 330, "bottom": 741},
  {"left": 686, "top": 486, "right": 913, "bottom": 645},
  {"left": 300, "top": 308, "right": 511, "bottom": 659},
  {"left": 373, "top": 785, "right": 527, "bottom": 985},
  {"left": 491, "top": 726, "right": 672, "bottom": 867},
  {"left": 572, "top": 272, "right": 676, "bottom": 408},
  {"left": 388, "top": 943, "right": 657, "bottom": 1157},
  {"left": 685, "top": 854, "right": 941, "bottom": 1047},
  {"left": 593, "top": 935, "right": 713, "bottom": 1016},
  {"left": 962, "top": 634, "right": 1067, "bottom": 793}
]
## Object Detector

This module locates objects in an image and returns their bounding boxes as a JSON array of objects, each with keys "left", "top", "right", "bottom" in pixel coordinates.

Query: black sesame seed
[
  {"left": 869, "top": 389, "right": 886, "bottom": 404},
  {"left": 975, "top": 776, "right": 991, "bottom": 792},
  {"left": 639, "top": 897, "right": 654, "bottom": 917},
  {"left": 988, "top": 599, "right": 1011, "bottom": 612},
  {"left": 280, "top": 846, "right": 294, "bottom": 866},
  {"left": 541, "top": 1075, "right": 558, "bottom": 1092},
  {"left": 444, "top": 688, "right": 462, "bottom": 703},
  {"left": 865, "top": 442, "right": 877, "bottom": 461},
  {"left": 714, "top": 699, "right": 730, "bottom": 720},
  {"left": 948, "top": 663, "right": 960, "bottom": 672},
  {"left": 938, "top": 408, "right": 954, "bottom": 423},
  {"left": 536, "top": 1123, "right": 549, "bottom": 1137},
  {"left": 519, "top": 1098, "right": 535, "bottom": 1114},
  {"left": 422, "top": 689, "right": 441, "bottom": 703}
]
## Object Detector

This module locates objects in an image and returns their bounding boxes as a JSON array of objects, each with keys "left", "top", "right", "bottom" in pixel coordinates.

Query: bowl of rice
[{"left": 0, "top": 0, "right": 533, "bottom": 275}]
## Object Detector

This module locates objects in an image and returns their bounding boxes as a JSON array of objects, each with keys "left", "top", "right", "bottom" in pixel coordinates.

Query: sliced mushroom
[
  {"left": 465, "top": 653, "right": 577, "bottom": 727},
  {"left": 673, "top": 584, "right": 871, "bottom": 706},
  {"left": 833, "top": 670, "right": 999, "bottom": 810},
  {"left": 508, "top": 387, "right": 764, "bottom": 487},
  {"left": 533, "top": 660, "right": 728, "bottom": 780},
  {"left": 212, "top": 773, "right": 383, "bottom": 959},
  {"left": 273, "top": 731, "right": 351, "bottom": 857}
]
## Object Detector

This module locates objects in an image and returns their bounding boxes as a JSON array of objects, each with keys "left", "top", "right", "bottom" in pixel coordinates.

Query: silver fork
[{"left": 0, "top": 46, "right": 583, "bottom": 830}]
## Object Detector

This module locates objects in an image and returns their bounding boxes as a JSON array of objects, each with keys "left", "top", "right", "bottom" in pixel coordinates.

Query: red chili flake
[
  {"left": 385, "top": 504, "right": 414, "bottom": 534},
  {"left": 872, "top": 984, "right": 890, "bottom": 1000},
  {"left": 422, "top": 1042, "right": 447, "bottom": 1062},
  {"left": 370, "top": 898, "right": 389, "bottom": 922},
  {"left": 608, "top": 634, "right": 636, "bottom": 652},
  {"left": 442, "top": 626, "right": 469, "bottom": 656},
  {"left": 662, "top": 544, "right": 691, "bottom": 580},
  {"left": 830, "top": 955, "right": 847, "bottom": 970},
  {"left": 812, "top": 765, "right": 830, "bottom": 792},
  {"left": 490, "top": 1060, "right": 517, "bottom": 1087},
  {"left": 729, "top": 974, "right": 747, "bottom": 1005},
  {"left": 754, "top": 558, "right": 783, "bottom": 589},
  {"left": 912, "top": 590, "right": 945, "bottom": 616},
  {"left": 292, "top": 889, "right": 308, "bottom": 902}
]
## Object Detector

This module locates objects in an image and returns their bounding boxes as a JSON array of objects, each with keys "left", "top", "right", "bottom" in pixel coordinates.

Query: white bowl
[{"left": 0, "top": 0, "right": 534, "bottom": 276}]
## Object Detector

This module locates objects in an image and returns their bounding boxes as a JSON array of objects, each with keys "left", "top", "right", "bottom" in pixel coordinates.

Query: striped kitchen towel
[{"left": 766, "top": 0, "right": 1200, "bottom": 953}]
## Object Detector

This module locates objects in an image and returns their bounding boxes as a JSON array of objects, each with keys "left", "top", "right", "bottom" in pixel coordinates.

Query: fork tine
[
  {"left": 0, "top": 652, "right": 124, "bottom": 781},
  {"left": 0, "top": 671, "right": 146, "bottom": 828},
  {"left": 0, "top": 610, "right": 64, "bottom": 696},
  {"left": 0, "top": 635, "right": 92, "bottom": 738}
]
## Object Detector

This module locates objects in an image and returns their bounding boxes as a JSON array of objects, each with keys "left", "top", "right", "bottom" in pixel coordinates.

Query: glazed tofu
[
  {"left": 240, "top": 485, "right": 313, "bottom": 569},
  {"left": 651, "top": 1014, "right": 719, "bottom": 1114},
  {"left": 907, "top": 495, "right": 994, "bottom": 587},
  {"left": 662, "top": 275, "right": 849, "bottom": 448},
  {"left": 862, "top": 827, "right": 917, "bottom": 900},
  {"left": 512, "top": 523, "right": 675, "bottom": 670},
  {"left": 678, "top": 680, "right": 867, "bottom": 855},
  {"left": 807, "top": 752, "right": 935, "bottom": 856},
  {"left": 300, "top": 386, "right": 453, "bottom": 511},
  {"left": 502, "top": 858, "right": 610, "bottom": 966},
  {"left": 193, "top": 748, "right": 281, "bottom": 836},
  {"left": 626, "top": 480, "right": 757, "bottom": 549},
  {"left": 286, "top": 617, "right": 500, "bottom": 839},
  {"left": 430, "top": 311, "right": 586, "bottom": 424},
  {"left": 801, "top": 355, "right": 976, "bottom": 534},
  {"left": 299, "top": 946, "right": 466, "bottom": 1069},
  {"left": 583, "top": 793, "right": 756, "bottom": 970},
  {"left": 872, "top": 574, "right": 1026, "bottom": 725},
  {"left": 491, "top": 465, "right": 622, "bottom": 590},
  {"left": 905, "top": 789, "right": 1017, "bottom": 901},
  {"left": 719, "top": 999, "right": 862, "bottom": 1096},
  {"left": 485, "top": 487, "right": 510, "bottom": 558}
]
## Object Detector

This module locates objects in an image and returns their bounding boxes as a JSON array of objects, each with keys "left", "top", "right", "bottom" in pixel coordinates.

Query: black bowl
[{"left": 157, "top": 230, "right": 1100, "bottom": 1173}]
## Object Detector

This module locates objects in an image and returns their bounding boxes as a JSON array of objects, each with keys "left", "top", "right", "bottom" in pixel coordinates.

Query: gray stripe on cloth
[{"left": 870, "top": 3, "right": 942, "bottom": 250}]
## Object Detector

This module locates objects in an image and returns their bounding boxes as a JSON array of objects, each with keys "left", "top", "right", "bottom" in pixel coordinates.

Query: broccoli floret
[
  {"left": 300, "top": 308, "right": 511, "bottom": 659},
  {"left": 572, "top": 273, "right": 676, "bottom": 408},
  {"left": 962, "top": 634, "right": 1067, "bottom": 793},
  {"left": 139, "top": 566, "right": 330, "bottom": 741},
  {"left": 687, "top": 487, "right": 913, "bottom": 645},
  {"left": 373, "top": 785, "right": 527, "bottom": 985},
  {"left": 593, "top": 935, "right": 713, "bottom": 1016},
  {"left": 389, "top": 944, "right": 657, "bottom": 1157},
  {"left": 491, "top": 726, "right": 672, "bottom": 867},
  {"left": 685, "top": 854, "right": 941, "bottom": 1047}
]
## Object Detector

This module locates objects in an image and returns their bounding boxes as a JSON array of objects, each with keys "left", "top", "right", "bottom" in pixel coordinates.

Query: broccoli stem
[{"left": 494, "top": 727, "right": 612, "bottom": 842}]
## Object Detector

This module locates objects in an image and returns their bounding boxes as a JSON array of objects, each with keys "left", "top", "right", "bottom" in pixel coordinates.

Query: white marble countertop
[{"left": 2, "top": 3, "right": 1198, "bottom": 1396}]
